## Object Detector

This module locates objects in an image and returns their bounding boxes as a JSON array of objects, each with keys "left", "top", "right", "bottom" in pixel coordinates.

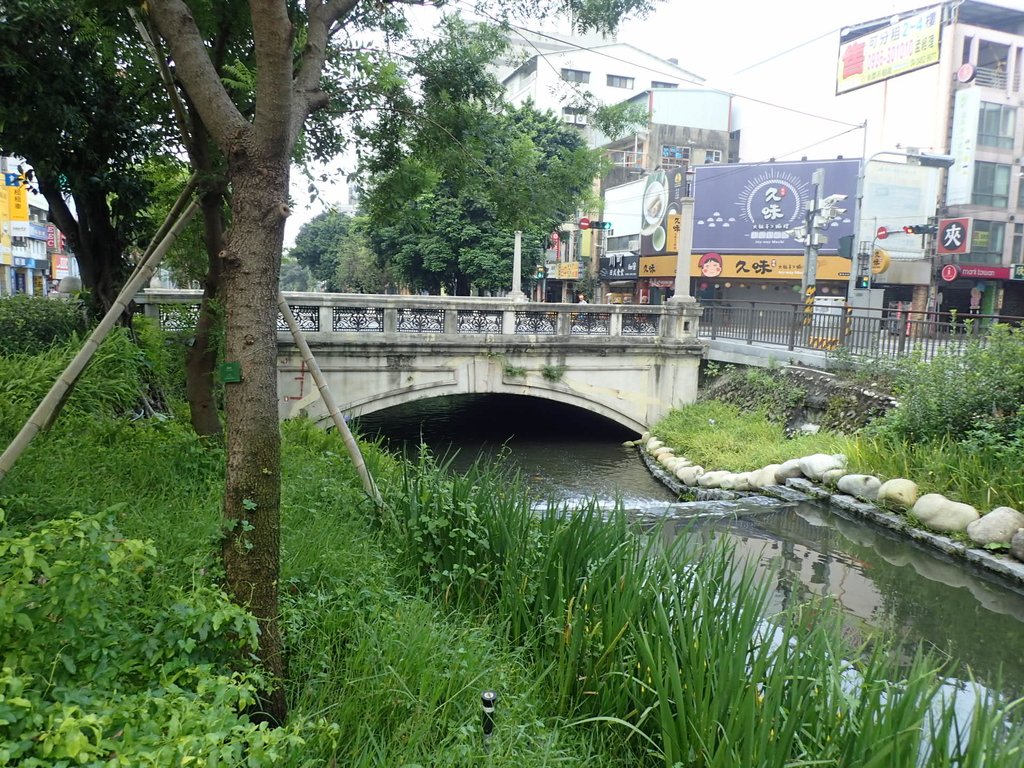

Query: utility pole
[{"left": 795, "top": 169, "right": 847, "bottom": 323}]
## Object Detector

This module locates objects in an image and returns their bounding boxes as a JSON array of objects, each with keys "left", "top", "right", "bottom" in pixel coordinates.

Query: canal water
[{"left": 354, "top": 393, "right": 1024, "bottom": 701}]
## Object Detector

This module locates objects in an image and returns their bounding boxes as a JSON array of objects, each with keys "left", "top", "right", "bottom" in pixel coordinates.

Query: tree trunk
[
  {"left": 185, "top": 186, "right": 226, "bottom": 438},
  {"left": 219, "top": 146, "right": 288, "bottom": 725}
]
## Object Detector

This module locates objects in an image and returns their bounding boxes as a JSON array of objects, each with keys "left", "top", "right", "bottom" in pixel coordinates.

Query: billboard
[
  {"left": 692, "top": 159, "right": 858, "bottom": 254},
  {"left": 837, "top": 6, "right": 942, "bottom": 95},
  {"left": 639, "top": 167, "right": 688, "bottom": 256}
]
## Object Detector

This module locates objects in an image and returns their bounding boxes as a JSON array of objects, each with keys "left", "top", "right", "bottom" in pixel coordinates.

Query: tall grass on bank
[
  {"left": 841, "top": 431, "right": 1024, "bottom": 511},
  {"left": 379, "top": 448, "right": 1024, "bottom": 766}
]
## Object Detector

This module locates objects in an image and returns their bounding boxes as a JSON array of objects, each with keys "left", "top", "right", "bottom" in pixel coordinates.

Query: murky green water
[{"left": 355, "top": 393, "right": 1024, "bottom": 700}]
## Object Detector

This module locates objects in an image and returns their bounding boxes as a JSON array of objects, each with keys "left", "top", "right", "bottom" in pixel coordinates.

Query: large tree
[
  {"left": 0, "top": 0, "right": 163, "bottom": 312},
  {"left": 144, "top": 0, "right": 657, "bottom": 724}
]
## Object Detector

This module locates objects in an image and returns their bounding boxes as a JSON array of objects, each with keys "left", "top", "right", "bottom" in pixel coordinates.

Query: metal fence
[{"left": 697, "top": 299, "right": 1023, "bottom": 361}]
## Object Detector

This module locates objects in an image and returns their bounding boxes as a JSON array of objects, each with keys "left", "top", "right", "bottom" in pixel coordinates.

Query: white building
[{"left": 501, "top": 40, "right": 704, "bottom": 140}]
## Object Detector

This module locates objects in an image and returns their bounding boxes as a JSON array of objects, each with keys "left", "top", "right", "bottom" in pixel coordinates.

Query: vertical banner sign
[{"left": 946, "top": 89, "right": 979, "bottom": 206}]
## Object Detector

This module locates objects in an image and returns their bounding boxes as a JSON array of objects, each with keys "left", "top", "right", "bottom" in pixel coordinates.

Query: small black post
[{"left": 481, "top": 689, "right": 498, "bottom": 752}]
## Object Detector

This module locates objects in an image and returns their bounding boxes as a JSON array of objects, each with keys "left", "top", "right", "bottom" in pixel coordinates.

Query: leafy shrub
[
  {"left": 0, "top": 507, "right": 319, "bottom": 765},
  {"left": 0, "top": 295, "right": 88, "bottom": 356},
  {"left": 875, "top": 324, "right": 1024, "bottom": 444}
]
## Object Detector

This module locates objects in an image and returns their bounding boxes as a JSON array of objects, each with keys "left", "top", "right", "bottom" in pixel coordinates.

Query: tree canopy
[{"left": 360, "top": 19, "right": 605, "bottom": 294}]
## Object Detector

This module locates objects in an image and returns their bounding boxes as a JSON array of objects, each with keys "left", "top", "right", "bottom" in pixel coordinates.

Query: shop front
[
  {"left": 688, "top": 252, "right": 851, "bottom": 304},
  {"left": 937, "top": 263, "right": 1010, "bottom": 316},
  {"left": 600, "top": 251, "right": 639, "bottom": 303}
]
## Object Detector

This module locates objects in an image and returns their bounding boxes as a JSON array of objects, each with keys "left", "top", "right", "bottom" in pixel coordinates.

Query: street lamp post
[{"left": 847, "top": 150, "right": 955, "bottom": 310}]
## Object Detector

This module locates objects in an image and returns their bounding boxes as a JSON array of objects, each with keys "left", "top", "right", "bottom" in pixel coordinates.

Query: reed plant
[{"left": 375, "top": 447, "right": 1024, "bottom": 766}]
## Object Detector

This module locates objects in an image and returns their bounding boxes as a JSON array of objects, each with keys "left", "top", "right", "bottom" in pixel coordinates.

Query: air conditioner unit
[{"left": 574, "top": 114, "right": 588, "bottom": 125}]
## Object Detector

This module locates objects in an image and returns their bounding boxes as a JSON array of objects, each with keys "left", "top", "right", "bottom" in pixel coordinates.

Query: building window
[
  {"left": 971, "top": 162, "right": 1011, "bottom": 207},
  {"left": 1012, "top": 223, "right": 1023, "bottom": 263},
  {"left": 704, "top": 149, "right": 723, "bottom": 164},
  {"left": 651, "top": 80, "right": 678, "bottom": 89},
  {"left": 606, "top": 74, "right": 635, "bottom": 89},
  {"left": 660, "top": 145, "right": 690, "bottom": 168},
  {"left": 560, "top": 68, "right": 590, "bottom": 83},
  {"left": 977, "top": 102, "right": 1015, "bottom": 149},
  {"left": 970, "top": 220, "right": 1005, "bottom": 265}
]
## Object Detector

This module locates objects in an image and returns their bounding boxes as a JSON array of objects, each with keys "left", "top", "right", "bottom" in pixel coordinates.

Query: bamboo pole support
[
  {"left": 0, "top": 200, "right": 200, "bottom": 482},
  {"left": 277, "top": 293, "right": 382, "bottom": 506}
]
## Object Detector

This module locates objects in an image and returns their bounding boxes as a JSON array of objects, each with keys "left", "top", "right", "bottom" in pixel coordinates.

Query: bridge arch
[{"left": 137, "top": 290, "right": 705, "bottom": 432}]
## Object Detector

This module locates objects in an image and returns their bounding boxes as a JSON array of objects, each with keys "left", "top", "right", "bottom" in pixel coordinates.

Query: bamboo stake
[
  {"left": 0, "top": 200, "right": 200, "bottom": 481},
  {"left": 277, "top": 293, "right": 382, "bottom": 506}
]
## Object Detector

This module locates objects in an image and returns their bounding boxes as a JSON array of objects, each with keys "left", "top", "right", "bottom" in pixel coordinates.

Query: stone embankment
[{"left": 636, "top": 435, "right": 1024, "bottom": 589}]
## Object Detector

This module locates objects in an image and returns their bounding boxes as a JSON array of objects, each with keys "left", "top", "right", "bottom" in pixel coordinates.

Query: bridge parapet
[{"left": 137, "top": 290, "right": 702, "bottom": 344}]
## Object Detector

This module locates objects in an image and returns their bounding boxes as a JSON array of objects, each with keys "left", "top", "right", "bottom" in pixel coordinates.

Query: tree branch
[
  {"left": 147, "top": 0, "right": 249, "bottom": 155},
  {"left": 250, "top": 0, "right": 296, "bottom": 153}
]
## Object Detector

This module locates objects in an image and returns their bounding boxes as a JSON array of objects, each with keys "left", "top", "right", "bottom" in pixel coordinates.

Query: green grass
[
  {"left": 653, "top": 400, "right": 843, "bottom": 470},
  {"left": 5, "top": 335, "right": 1024, "bottom": 766}
]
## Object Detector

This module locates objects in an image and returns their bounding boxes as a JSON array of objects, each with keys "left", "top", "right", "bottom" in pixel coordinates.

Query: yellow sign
[
  {"left": 690, "top": 254, "right": 850, "bottom": 280},
  {"left": 7, "top": 185, "right": 28, "bottom": 221},
  {"left": 666, "top": 213, "right": 681, "bottom": 254},
  {"left": 639, "top": 255, "right": 677, "bottom": 277},
  {"left": 0, "top": 186, "right": 10, "bottom": 266},
  {"left": 555, "top": 261, "right": 580, "bottom": 280},
  {"left": 871, "top": 248, "right": 891, "bottom": 274},
  {"left": 836, "top": 6, "right": 942, "bottom": 94}
]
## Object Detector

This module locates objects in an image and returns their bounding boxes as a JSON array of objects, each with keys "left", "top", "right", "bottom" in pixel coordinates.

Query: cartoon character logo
[{"left": 699, "top": 253, "right": 723, "bottom": 278}]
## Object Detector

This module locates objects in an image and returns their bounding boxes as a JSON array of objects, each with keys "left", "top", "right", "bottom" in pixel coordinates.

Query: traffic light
[
  {"left": 590, "top": 220, "right": 613, "bottom": 230},
  {"left": 534, "top": 264, "right": 546, "bottom": 280},
  {"left": 837, "top": 234, "right": 854, "bottom": 259},
  {"left": 857, "top": 275, "right": 871, "bottom": 289},
  {"left": 902, "top": 224, "right": 938, "bottom": 235}
]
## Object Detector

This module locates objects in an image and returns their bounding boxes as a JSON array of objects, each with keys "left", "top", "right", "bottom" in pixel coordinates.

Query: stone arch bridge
[{"left": 138, "top": 291, "right": 705, "bottom": 434}]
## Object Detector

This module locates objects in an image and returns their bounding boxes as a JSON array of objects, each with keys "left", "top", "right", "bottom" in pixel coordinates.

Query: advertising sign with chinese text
[
  {"left": 599, "top": 252, "right": 639, "bottom": 281},
  {"left": 836, "top": 6, "right": 942, "bottom": 95},
  {"left": 640, "top": 168, "right": 686, "bottom": 256},
  {"left": 937, "top": 217, "right": 971, "bottom": 255},
  {"left": 555, "top": 261, "right": 580, "bottom": 280},
  {"left": 639, "top": 255, "right": 677, "bottom": 277},
  {"left": 689, "top": 253, "right": 851, "bottom": 281},
  {"left": 692, "top": 159, "right": 857, "bottom": 254},
  {"left": 1011, "top": 264, "right": 1024, "bottom": 281}
]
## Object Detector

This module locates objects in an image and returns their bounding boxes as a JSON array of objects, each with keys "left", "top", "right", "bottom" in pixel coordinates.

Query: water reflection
[{"left": 356, "top": 393, "right": 1024, "bottom": 701}]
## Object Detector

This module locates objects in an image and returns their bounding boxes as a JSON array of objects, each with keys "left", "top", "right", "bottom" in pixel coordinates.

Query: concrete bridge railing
[
  {"left": 136, "top": 290, "right": 706, "bottom": 433},
  {"left": 137, "top": 289, "right": 702, "bottom": 342}
]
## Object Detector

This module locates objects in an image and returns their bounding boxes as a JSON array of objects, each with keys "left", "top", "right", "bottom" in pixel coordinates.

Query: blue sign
[
  {"left": 4, "top": 173, "right": 20, "bottom": 187},
  {"left": 692, "top": 159, "right": 859, "bottom": 254}
]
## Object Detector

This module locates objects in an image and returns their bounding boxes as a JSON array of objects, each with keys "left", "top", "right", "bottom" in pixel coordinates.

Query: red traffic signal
[{"left": 903, "top": 224, "right": 938, "bottom": 235}]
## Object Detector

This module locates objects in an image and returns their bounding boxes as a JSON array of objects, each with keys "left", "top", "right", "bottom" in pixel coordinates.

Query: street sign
[
  {"left": 876, "top": 226, "right": 889, "bottom": 240},
  {"left": 937, "top": 217, "right": 972, "bottom": 255},
  {"left": 578, "top": 217, "right": 590, "bottom": 230},
  {"left": 550, "top": 231, "right": 560, "bottom": 245}
]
